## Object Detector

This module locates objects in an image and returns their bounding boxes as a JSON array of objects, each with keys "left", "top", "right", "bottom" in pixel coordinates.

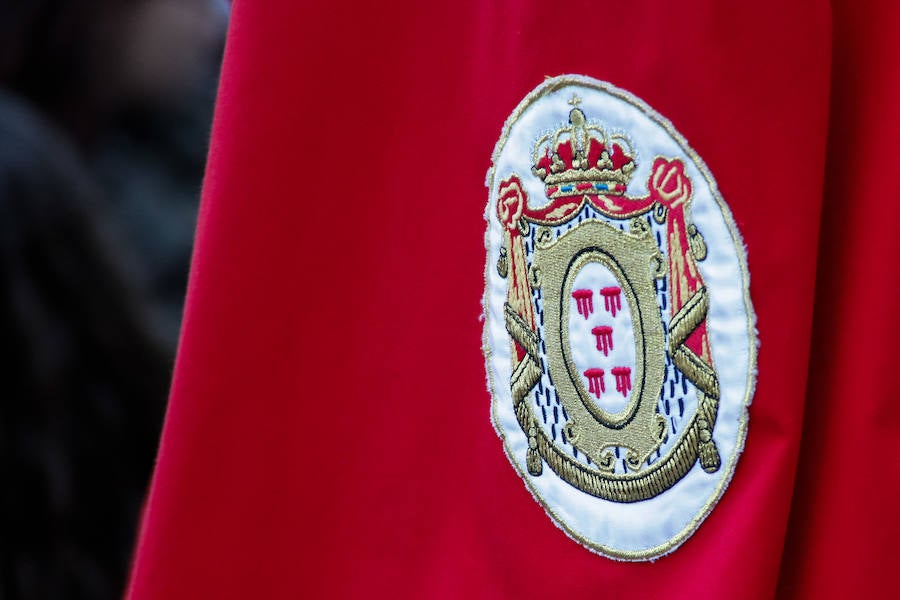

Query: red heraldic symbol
[
  {"left": 572, "top": 289, "right": 594, "bottom": 319},
  {"left": 601, "top": 287, "right": 622, "bottom": 317},
  {"left": 592, "top": 326, "right": 613, "bottom": 356},
  {"left": 612, "top": 367, "right": 633, "bottom": 398},
  {"left": 583, "top": 368, "right": 606, "bottom": 398}
]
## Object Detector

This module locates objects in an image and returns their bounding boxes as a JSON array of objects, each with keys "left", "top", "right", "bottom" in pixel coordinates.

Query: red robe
[{"left": 127, "top": 1, "right": 900, "bottom": 598}]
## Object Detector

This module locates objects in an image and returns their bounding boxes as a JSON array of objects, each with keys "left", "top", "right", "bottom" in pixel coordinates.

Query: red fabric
[
  {"left": 126, "top": 1, "right": 897, "bottom": 598},
  {"left": 776, "top": 1, "right": 900, "bottom": 596}
]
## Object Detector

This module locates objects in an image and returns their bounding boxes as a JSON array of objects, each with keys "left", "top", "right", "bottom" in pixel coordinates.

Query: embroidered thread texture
[
  {"left": 496, "top": 99, "right": 721, "bottom": 500},
  {"left": 484, "top": 75, "right": 756, "bottom": 560}
]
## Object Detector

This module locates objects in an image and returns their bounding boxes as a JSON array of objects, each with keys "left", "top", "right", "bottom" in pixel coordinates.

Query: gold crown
[{"left": 531, "top": 101, "right": 636, "bottom": 198}]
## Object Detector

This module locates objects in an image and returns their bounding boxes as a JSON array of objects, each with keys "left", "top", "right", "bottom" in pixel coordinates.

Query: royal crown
[{"left": 532, "top": 101, "right": 636, "bottom": 199}]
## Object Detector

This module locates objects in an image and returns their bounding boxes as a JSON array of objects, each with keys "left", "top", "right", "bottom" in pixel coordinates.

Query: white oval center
[{"left": 567, "top": 258, "right": 637, "bottom": 417}]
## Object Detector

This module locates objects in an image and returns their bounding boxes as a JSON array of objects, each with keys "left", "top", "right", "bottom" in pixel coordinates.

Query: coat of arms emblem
[{"left": 484, "top": 76, "right": 757, "bottom": 559}]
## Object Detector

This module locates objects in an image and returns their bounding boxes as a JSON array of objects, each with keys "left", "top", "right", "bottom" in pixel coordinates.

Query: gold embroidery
[
  {"left": 544, "top": 199, "right": 586, "bottom": 221},
  {"left": 497, "top": 246, "right": 509, "bottom": 277},
  {"left": 483, "top": 75, "right": 757, "bottom": 560},
  {"left": 696, "top": 391, "right": 722, "bottom": 473},
  {"left": 671, "top": 344, "right": 720, "bottom": 399},
  {"left": 535, "top": 221, "right": 666, "bottom": 463},
  {"left": 499, "top": 157, "right": 723, "bottom": 498},
  {"left": 514, "top": 217, "right": 721, "bottom": 502},
  {"left": 504, "top": 303, "right": 539, "bottom": 362},
  {"left": 528, "top": 265, "right": 542, "bottom": 290},
  {"left": 500, "top": 111, "right": 723, "bottom": 493},
  {"left": 669, "top": 287, "right": 709, "bottom": 349},
  {"left": 668, "top": 288, "right": 721, "bottom": 403},
  {"left": 531, "top": 105, "right": 635, "bottom": 196},
  {"left": 688, "top": 224, "right": 708, "bottom": 261},
  {"left": 514, "top": 397, "right": 705, "bottom": 503}
]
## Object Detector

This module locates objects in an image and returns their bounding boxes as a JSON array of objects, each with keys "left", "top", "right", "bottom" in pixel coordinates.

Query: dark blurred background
[{"left": 0, "top": 1, "right": 229, "bottom": 597}]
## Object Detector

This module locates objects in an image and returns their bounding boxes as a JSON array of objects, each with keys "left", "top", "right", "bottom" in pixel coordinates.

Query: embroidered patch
[{"left": 483, "top": 75, "right": 757, "bottom": 560}]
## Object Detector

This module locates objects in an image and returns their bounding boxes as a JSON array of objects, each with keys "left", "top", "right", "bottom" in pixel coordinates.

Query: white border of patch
[{"left": 483, "top": 75, "right": 757, "bottom": 560}]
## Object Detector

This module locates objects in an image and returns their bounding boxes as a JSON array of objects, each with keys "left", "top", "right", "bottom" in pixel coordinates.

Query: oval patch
[{"left": 483, "top": 75, "right": 757, "bottom": 560}]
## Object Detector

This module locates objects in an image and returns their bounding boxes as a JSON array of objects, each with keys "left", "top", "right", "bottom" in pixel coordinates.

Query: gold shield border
[
  {"left": 506, "top": 219, "right": 703, "bottom": 503},
  {"left": 534, "top": 218, "right": 668, "bottom": 473},
  {"left": 483, "top": 75, "right": 758, "bottom": 560}
]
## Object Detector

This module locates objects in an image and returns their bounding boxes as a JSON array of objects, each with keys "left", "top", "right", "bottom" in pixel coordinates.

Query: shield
[{"left": 532, "top": 218, "right": 667, "bottom": 472}]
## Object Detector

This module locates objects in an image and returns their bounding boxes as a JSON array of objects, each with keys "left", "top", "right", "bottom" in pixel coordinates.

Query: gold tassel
[
  {"left": 696, "top": 392, "right": 721, "bottom": 473},
  {"left": 687, "top": 224, "right": 707, "bottom": 261},
  {"left": 497, "top": 246, "right": 509, "bottom": 278},
  {"left": 527, "top": 425, "right": 543, "bottom": 476}
]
